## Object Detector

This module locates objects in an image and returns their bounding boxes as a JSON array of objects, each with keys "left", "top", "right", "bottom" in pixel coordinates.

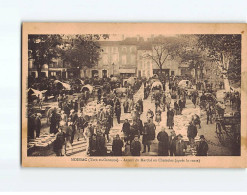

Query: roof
[
  {"left": 137, "top": 42, "right": 152, "bottom": 50},
  {"left": 97, "top": 41, "right": 121, "bottom": 46},
  {"left": 120, "top": 37, "right": 139, "bottom": 45}
]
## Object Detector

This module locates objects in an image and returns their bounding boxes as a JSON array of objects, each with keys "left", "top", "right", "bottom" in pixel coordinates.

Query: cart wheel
[{"left": 216, "top": 122, "right": 226, "bottom": 146}]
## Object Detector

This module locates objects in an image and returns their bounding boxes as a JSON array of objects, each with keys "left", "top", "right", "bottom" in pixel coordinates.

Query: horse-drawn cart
[{"left": 215, "top": 112, "right": 240, "bottom": 149}]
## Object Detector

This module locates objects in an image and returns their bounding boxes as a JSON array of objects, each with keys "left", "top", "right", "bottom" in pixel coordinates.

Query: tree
[
  {"left": 62, "top": 34, "right": 109, "bottom": 72},
  {"left": 197, "top": 34, "right": 241, "bottom": 83},
  {"left": 180, "top": 48, "right": 206, "bottom": 82},
  {"left": 143, "top": 36, "right": 186, "bottom": 80},
  {"left": 28, "top": 35, "right": 62, "bottom": 78}
]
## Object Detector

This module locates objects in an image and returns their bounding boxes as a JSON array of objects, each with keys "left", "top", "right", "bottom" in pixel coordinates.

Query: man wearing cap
[
  {"left": 196, "top": 135, "right": 208, "bottom": 156},
  {"left": 175, "top": 134, "right": 187, "bottom": 156},
  {"left": 157, "top": 127, "right": 169, "bottom": 156}
]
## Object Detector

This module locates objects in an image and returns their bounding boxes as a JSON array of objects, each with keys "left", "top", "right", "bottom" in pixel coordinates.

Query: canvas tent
[
  {"left": 81, "top": 84, "right": 94, "bottom": 94},
  {"left": 54, "top": 80, "right": 71, "bottom": 90}
]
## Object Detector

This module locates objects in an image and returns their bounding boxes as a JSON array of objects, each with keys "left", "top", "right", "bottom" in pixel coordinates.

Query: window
[
  {"left": 131, "top": 54, "right": 136, "bottom": 64},
  {"left": 103, "top": 54, "right": 108, "bottom": 65},
  {"left": 103, "top": 47, "right": 108, "bottom": 53},
  {"left": 130, "top": 46, "right": 136, "bottom": 53},
  {"left": 171, "top": 71, "right": 175, "bottom": 76},
  {"left": 113, "top": 47, "right": 117, "bottom": 53},
  {"left": 122, "top": 47, "right": 127, "bottom": 53},
  {"left": 122, "top": 55, "right": 127, "bottom": 65},
  {"left": 139, "top": 61, "right": 142, "bottom": 69},
  {"left": 112, "top": 54, "right": 118, "bottom": 63}
]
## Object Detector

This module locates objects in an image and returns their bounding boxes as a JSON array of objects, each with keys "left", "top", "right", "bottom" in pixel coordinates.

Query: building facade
[{"left": 28, "top": 36, "right": 197, "bottom": 80}]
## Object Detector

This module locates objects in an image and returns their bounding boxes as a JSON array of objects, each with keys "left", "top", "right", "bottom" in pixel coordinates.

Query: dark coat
[
  {"left": 167, "top": 110, "right": 174, "bottom": 127},
  {"left": 157, "top": 131, "right": 169, "bottom": 156},
  {"left": 142, "top": 123, "right": 149, "bottom": 145},
  {"left": 115, "top": 105, "right": 121, "bottom": 116},
  {"left": 96, "top": 135, "right": 106, "bottom": 156},
  {"left": 175, "top": 140, "right": 187, "bottom": 156},
  {"left": 169, "top": 135, "right": 178, "bottom": 154},
  {"left": 130, "top": 140, "right": 141, "bottom": 156},
  {"left": 28, "top": 116, "right": 35, "bottom": 139},
  {"left": 112, "top": 139, "right": 124, "bottom": 156},
  {"left": 89, "top": 138, "right": 98, "bottom": 156},
  {"left": 122, "top": 122, "right": 130, "bottom": 134},
  {"left": 174, "top": 102, "right": 179, "bottom": 110},
  {"left": 196, "top": 141, "right": 208, "bottom": 156},
  {"left": 54, "top": 132, "right": 65, "bottom": 151},
  {"left": 50, "top": 113, "right": 57, "bottom": 134},
  {"left": 187, "top": 124, "right": 198, "bottom": 138},
  {"left": 147, "top": 122, "right": 156, "bottom": 140},
  {"left": 136, "top": 119, "right": 143, "bottom": 134}
]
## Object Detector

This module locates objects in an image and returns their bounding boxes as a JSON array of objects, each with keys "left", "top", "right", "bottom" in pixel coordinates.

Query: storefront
[
  {"left": 153, "top": 69, "right": 170, "bottom": 77},
  {"left": 119, "top": 69, "right": 136, "bottom": 79}
]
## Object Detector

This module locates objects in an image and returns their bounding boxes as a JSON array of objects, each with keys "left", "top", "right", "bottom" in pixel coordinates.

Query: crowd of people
[
  {"left": 28, "top": 72, "right": 241, "bottom": 157},
  {"left": 28, "top": 75, "right": 144, "bottom": 156}
]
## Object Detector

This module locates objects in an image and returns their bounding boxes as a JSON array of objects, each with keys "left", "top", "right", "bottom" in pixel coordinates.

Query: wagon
[{"left": 215, "top": 112, "right": 240, "bottom": 148}]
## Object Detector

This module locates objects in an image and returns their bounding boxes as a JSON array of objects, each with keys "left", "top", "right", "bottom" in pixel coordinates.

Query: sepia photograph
[{"left": 22, "top": 23, "right": 247, "bottom": 167}]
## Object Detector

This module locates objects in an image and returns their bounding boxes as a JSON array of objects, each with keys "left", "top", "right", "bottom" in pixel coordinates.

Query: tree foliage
[
  {"left": 197, "top": 34, "right": 241, "bottom": 81},
  {"left": 180, "top": 48, "right": 206, "bottom": 81},
  {"left": 28, "top": 34, "right": 62, "bottom": 78},
  {"left": 28, "top": 34, "right": 109, "bottom": 78},
  {"left": 144, "top": 36, "right": 186, "bottom": 75},
  {"left": 61, "top": 34, "right": 109, "bottom": 69}
]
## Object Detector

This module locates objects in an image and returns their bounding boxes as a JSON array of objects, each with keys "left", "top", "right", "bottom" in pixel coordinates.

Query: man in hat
[
  {"left": 187, "top": 121, "right": 198, "bottom": 146},
  {"left": 122, "top": 119, "right": 131, "bottom": 144},
  {"left": 54, "top": 125, "right": 66, "bottom": 156},
  {"left": 115, "top": 104, "right": 121, "bottom": 124},
  {"left": 175, "top": 134, "right": 187, "bottom": 156},
  {"left": 28, "top": 113, "right": 36, "bottom": 139},
  {"left": 34, "top": 113, "right": 41, "bottom": 138},
  {"left": 50, "top": 110, "right": 58, "bottom": 134},
  {"left": 167, "top": 108, "right": 174, "bottom": 129},
  {"left": 96, "top": 130, "right": 107, "bottom": 156},
  {"left": 112, "top": 134, "right": 124, "bottom": 156},
  {"left": 157, "top": 127, "right": 169, "bottom": 156},
  {"left": 142, "top": 122, "right": 150, "bottom": 153},
  {"left": 146, "top": 109, "right": 154, "bottom": 120},
  {"left": 169, "top": 130, "right": 178, "bottom": 156},
  {"left": 70, "top": 109, "right": 78, "bottom": 144},
  {"left": 196, "top": 135, "right": 208, "bottom": 156},
  {"left": 123, "top": 98, "right": 129, "bottom": 113},
  {"left": 74, "top": 99, "right": 78, "bottom": 113},
  {"left": 89, "top": 134, "right": 98, "bottom": 156},
  {"left": 137, "top": 98, "right": 143, "bottom": 114},
  {"left": 130, "top": 135, "right": 141, "bottom": 156},
  {"left": 174, "top": 100, "right": 179, "bottom": 115}
]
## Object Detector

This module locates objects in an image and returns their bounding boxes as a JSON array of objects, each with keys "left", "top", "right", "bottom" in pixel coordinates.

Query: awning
[
  {"left": 119, "top": 69, "right": 136, "bottom": 74},
  {"left": 54, "top": 80, "right": 71, "bottom": 90}
]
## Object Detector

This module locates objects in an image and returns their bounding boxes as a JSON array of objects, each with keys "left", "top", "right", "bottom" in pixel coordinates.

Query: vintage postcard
[{"left": 22, "top": 23, "right": 247, "bottom": 167}]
